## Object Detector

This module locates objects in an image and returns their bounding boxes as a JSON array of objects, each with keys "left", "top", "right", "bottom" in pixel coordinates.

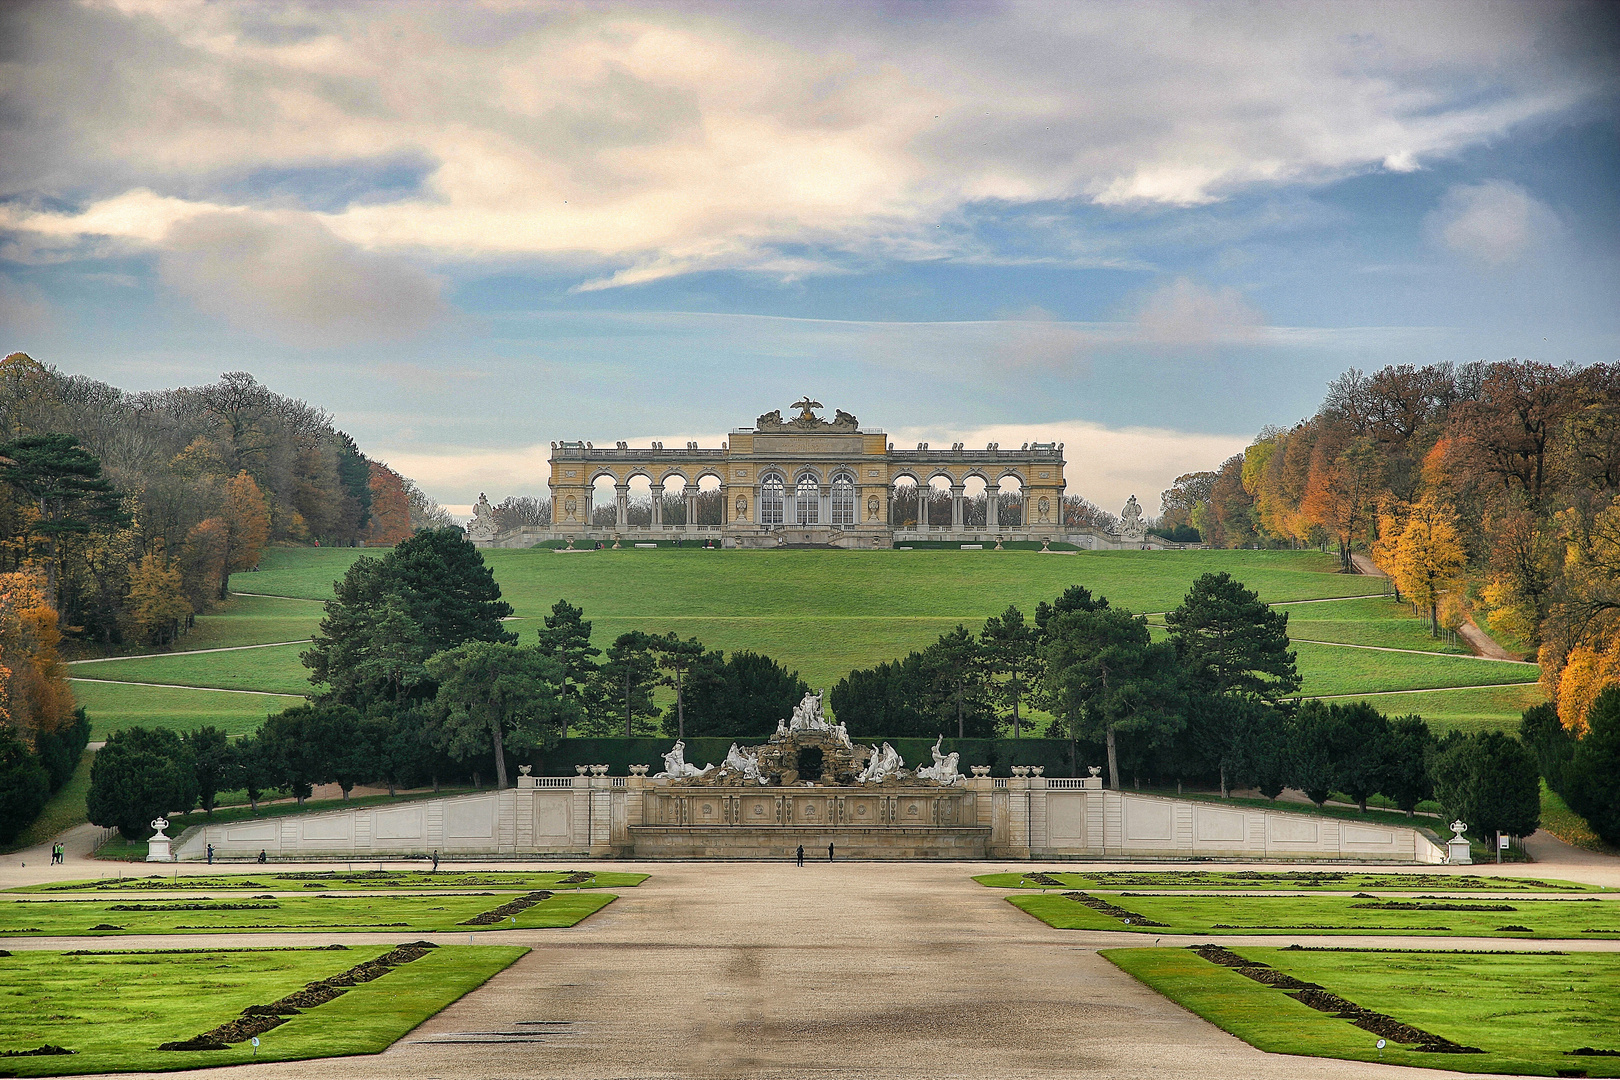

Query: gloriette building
[{"left": 471, "top": 399, "right": 1188, "bottom": 550}]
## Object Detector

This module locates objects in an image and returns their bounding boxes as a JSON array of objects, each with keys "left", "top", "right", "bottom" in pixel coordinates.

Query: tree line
[
  {"left": 83, "top": 527, "right": 813, "bottom": 835},
  {"left": 833, "top": 572, "right": 1541, "bottom": 846},
  {"left": 0, "top": 354, "right": 451, "bottom": 647},
  {"left": 1158, "top": 360, "right": 1620, "bottom": 739}
]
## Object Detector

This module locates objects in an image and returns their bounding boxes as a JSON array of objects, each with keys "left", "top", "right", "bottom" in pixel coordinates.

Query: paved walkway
[
  {"left": 67, "top": 640, "right": 309, "bottom": 665},
  {"left": 5, "top": 855, "right": 1619, "bottom": 1080}
]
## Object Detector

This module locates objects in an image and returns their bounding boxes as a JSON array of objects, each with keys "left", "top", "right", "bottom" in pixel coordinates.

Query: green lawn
[
  {"left": 1006, "top": 891, "right": 1620, "bottom": 938},
  {"left": 70, "top": 680, "right": 299, "bottom": 738},
  {"left": 71, "top": 645, "right": 312, "bottom": 695},
  {"left": 1, "top": 749, "right": 94, "bottom": 855},
  {"left": 0, "top": 944, "right": 524, "bottom": 1077},
  {"left": 974, "top": 870, "right": 1599, "bottom": 891},
  {"left": 0, "top": 891, "right": 616, "bottom": 935},
  {"left": 14, "top": 869, "right": 648, "bottom": 893},
  {"left": 48, "top": 547, "right": 1537, "bottom": 740},
  {"left": 1105, "top": 945, "right": 1620, "bottom": 1077},
  {"left": 1273, "top": 596, "right": 1474, "bottom": 655}
]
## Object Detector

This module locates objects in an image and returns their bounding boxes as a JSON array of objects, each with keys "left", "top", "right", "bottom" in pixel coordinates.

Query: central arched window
[
  {"left": 760, "top": 474, "right": 784, "bottom": 525},
  {"left": 831, "top": 473, "right": 855, "bottom": 525},
  {"left": 795, "top": 474, "right": 820, "bottom": 525}
]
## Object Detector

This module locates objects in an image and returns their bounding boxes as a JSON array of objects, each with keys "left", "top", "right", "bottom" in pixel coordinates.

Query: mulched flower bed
[
  {"left": 1350, "top": 901, "right": 1516, "bottom": 911},
  {"left": 1062, "top": 892, "right": 1168, "bottom": 927},
  {"left": 1025, "top": 872, "right": 1066, "bottom": 886},
  {"left": 1212, "top": 924, "right": 1453, "bottom": 931},
  {"left": 558, "top": 872, "right": 595, "bottom": 884},
  {"left": 0, "top": 1046, "right": 73, "bottom": 1057},
  {"left": 1188, "top": 944, "right": 1321, "bottom": 990},
  {"left": 459, "top": 891, "right": 553, "bottom": 926},
  {"left": 157, "top": 942, "right": 439, "bottom": 1051},
  {"left": 109, "top": 903, "right": 280, "bottom": 911}
]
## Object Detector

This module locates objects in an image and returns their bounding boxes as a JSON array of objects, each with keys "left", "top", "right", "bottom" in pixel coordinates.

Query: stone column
[
  {"left": 951, "top": 484, "right": 964, "bottom": 531},
  {"left": 614, "top": 484, "right": 629, "bottom": 528},
  {"left": 685, "top": 489, "right": 697, "bottom": 530},
  {"left": 651, "top": 485, "right": 662, "bottom": 528},
  {"left": 918, "top": 483, "right": 929, "bottom": 528}
]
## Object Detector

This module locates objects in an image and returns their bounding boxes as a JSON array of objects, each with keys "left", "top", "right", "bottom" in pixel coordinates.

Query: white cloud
[
  {"left": 1133, "top": 277, "right": 1264, "bottom": 346},
  {"left": 157, "top": 210, "right": 447, "bottom": 344},
  {"left": 1, "top": 1, "right": 1600, "bottom": 288},
  {"left": 1426, "top": 180, "right": 1558, "bottom": 267}
]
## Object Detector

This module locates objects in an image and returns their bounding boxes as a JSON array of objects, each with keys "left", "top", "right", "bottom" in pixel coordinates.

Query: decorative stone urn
[
  {"left": 970, "top": 765, "right": 991, "bottom": 778},
  {"left": 576, "top": 765, "right": 590, "bottom": 776},
  {"left": 1446, "top": 820, "right": 1473, "bottom": 865},
  {"left": 590, "top": 764, "right": 609, "bottom": 777},
  {"left": 146, "top": 817, "right": 174, "bottom": 863},
  {"left": 628, "top": 764, "right": 650, "bottom": 777}
]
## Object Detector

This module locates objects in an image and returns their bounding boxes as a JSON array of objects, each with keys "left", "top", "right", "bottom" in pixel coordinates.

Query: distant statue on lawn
[
  {"left": 1120, "top": 495, "right": 1146, "bottom": 543},
  {"left": 468, "top": 492, "right": 498, "bottom": 542}
]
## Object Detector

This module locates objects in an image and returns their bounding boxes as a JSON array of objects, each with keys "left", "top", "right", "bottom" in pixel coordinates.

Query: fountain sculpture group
[{"left": 654, "top": 692, "right": 961, "bottom": 787}]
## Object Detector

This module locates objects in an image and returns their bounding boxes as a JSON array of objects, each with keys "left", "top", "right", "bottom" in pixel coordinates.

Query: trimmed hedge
[{"left": 532, "top": 736, "right": 1090, "bottom": 777}]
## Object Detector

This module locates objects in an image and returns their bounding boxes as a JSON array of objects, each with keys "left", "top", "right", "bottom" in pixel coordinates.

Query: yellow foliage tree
[
  {"left": 0, "top": 571, "right": 74, "bottom": 742},
  {"left": 1381, "top": 494, "right": 1467, "bottom": 636},
  {"left": 1551, "top": 640, "right": 1620, "bottom": 736},
  {"left": 126, "top": 554, "right": 193, "bottom": 647},
  {"left": 220, "top": 470, "right": 270, "bottom": 598}
]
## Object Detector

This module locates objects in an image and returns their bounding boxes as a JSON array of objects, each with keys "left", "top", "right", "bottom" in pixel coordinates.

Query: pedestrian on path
[
  {"left": 795, "top": 845, "right": 804, "bottom": 866},
  {"left": 828, "top": 842, "right": 835, "bottom": 862},
  {"left": 51, "top": 842, "right": 61, "bottom": 865},
  {"left": 432, "top": 850, "right": 440, "bottom": 872},
  {"left": 206, "top": 843, "right": 214, "bottom": 865}
]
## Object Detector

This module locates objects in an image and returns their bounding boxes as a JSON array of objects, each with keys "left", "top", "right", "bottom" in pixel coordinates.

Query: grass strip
[{"left": 1104, "top": 945, "right": 1620, "bottom": 1077}]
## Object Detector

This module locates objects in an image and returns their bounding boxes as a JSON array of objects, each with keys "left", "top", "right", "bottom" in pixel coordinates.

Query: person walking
[
  {"left": 206, "top": 843, "right": 214, "bottom": 865},
  {"left": 795, "top": 844, "right": 804, "bottom": 867},
  {"left": 51, "top": 842, "right": 60, "bottom": 865},
  {"left": 828, "top": 841, "right": 835, "bottom": 862},
  {"left": 432, "top": 850, "right": 440, "bottom": 872}
]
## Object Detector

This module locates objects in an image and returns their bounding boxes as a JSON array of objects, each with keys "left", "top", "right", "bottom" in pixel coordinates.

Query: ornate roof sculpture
[{"left": 755, "top": 399, "right": 860, "bottom": 433}]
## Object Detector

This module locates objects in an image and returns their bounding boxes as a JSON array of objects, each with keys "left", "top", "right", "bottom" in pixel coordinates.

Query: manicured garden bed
[
  {"left": 13, "top": 869, "right": 647, "bottom": 893},
  {"left": 1005, "top": 890, "right": 1620, "bottom": 938},
  {"left": 975, "top": 870, "right": 1599, "bottom": 892},
  {"left": 0, "top": 943, "right": 525, "bottom": 1076},
  {"left": 0, "top": 891, "right": 617, "bottom": 935},
  {"left": 1105, "top": 945, "right": 1620, "bottom": 1076}
]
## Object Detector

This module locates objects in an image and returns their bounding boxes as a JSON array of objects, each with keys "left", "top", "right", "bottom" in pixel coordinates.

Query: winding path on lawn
[{"left": 4, "top": 855, "right": 1619, "bottom": 1080}]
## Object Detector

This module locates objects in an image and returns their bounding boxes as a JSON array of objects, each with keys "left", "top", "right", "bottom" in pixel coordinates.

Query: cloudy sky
[{"left": 2, "top": 0, "right": 1617, "bottom": 516}]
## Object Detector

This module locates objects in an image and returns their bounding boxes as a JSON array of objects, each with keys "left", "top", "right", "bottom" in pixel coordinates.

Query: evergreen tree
[
  {"left": 536, "top": 599, "right": 601, "bottom": 732},
  {"left": 1518, "top": 701, "right": 1575, "bottom": 793},
  {"left": 1431, "top": 729, "right": 1541, "bottom": 858},
  {"left": 584, "top": 631, "right": 662, "bottom": 737},
  {"left": 1166, "top": 572, "right": 1299, "bottom": 796},
  {"left": 0, "top": 433, "right": 128, "bottom": 608},
  {"left": 0, "top": 723, "right": 49, "bottom": 844},
  {"left": 1383, "top": 714, "right": 1435, "bottom": 816},
  {"left": 651, "top": 633, "right": 707, "bottom": 739},
  {"left": 183, "top": 726, "right": 232, "bottom": 816},
  {"left": 1568, "top": 687, "right": 1620, "bottom": 846},
  {"left": 1042, "top": 606, "right": 1182, "bottom": 789},
  {"left": 1330, "top": 701, "right": 1394, "bottom": 812},
  {"left": 304, "top": 528, "right": 513, "bottom": 708},
  {"left": 86, "top": 726, "right": 196, "bottom": 840},
  {"left": 981, "top": 605, "right": 1039, "bottom": 737},
  {"left": 1034, "top": 585, "right": 1109, "bottom": 639},
  {"left": 424, "top": 641, "right": 575, "bottom": 789},
  {"left": 1289, "top": 702, "right": 1341, "bottom": 807}
]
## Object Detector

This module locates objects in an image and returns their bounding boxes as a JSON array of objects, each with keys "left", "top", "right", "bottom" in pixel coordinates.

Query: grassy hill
[{"left": 70, "top": 545, "right": 1543, "bottom": 738}]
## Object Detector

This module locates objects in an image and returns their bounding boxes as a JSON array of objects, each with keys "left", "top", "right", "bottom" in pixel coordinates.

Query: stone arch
[
  {"left": 962, "top": 474, "right": 990, "bottom": 529},
  {"left": 995, "top": 473, "right": 1025, "bottom": 528},
  {"left": 890, "top": 474, "right": 920, "bottom": 528},
  {"left": 694, "top": 471, "right": 723, "bottom": 526},
  {"left": 590, "top": 474, "right": 619, "bottom": 527}
]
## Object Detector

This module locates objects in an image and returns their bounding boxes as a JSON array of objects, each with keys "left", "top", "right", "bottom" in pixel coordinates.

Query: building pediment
[{"left": 756, "top": 399, "right": 860, "bottom": 433}]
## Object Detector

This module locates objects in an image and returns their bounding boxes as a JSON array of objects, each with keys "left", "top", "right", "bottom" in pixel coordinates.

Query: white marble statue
[
  {"left": 723, "top": 742, "right": 766, "bottom": 784},
  {"left": 915, "top": 736, "right": 963, "bottom": 785},
  {"left": 789, "top": 691, "right": 830, "bottom": 732},
  {"left": 467, "top": 492, "right": 498, "bottom": 542},
  {"left": 856, "top": 742, "right": 905, "bottom": 783},
  {"left": 1119, "top": 495, "right": 1146, "bottom": 543},
  {"left": 654, "top": 740, "right": 713, "bottom": 779}
]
